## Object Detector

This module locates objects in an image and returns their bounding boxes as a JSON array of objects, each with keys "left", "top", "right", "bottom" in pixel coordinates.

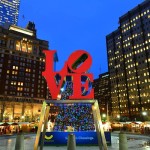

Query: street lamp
[
  {"left": 102, "top": 114, "right": 106, "bottom": 118},
  {"left": 142, "top": 111, "right": 147, "bottom": 116},
  {"left": 117, "top": 114, "right": 120, "bottom": 119},
  {"left": 102, "top": 114, "right": 106, "bottom": 122},
  {"left": 142, "top": 111, "right": 147, "bottom": 122}
]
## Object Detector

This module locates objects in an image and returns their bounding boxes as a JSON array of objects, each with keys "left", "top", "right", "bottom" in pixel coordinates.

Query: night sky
[{"left": 18, "top": 0, "right": 143, "bottom": 79}]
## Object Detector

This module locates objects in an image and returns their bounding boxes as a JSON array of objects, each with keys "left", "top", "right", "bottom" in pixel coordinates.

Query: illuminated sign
[
  {"left": 42, "top": 50, "right": 94, "bottom": 100},
  {"left": 9, "top": 25, "right": 34, "bottom": 36},
  {"left": 40, "top": 131, "right": 111, "bottom": 146}
]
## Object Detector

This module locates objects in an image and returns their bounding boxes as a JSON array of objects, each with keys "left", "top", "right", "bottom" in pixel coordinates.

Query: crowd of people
[
  {"left": 52, "top": 104, "right": 95, "bottom": 132},
  {"left": 0, "top": 124, "right": 20, "bottom": 135}
]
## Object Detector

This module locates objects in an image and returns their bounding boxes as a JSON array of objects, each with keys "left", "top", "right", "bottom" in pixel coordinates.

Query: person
[{"left": 47, "top": 120, "right": 54, "bottom": 131}]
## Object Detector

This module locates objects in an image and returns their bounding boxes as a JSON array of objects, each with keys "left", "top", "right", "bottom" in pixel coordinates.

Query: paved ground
[{"left": 0, "top": 133, "right": 150, "bottom": 150}]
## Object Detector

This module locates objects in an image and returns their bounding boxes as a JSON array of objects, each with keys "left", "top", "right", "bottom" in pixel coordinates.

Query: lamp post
[
  {"left": 142, "top": 111, "right": 147, "bottom": 134},
  {"left": 102, "top": 114, "right": 106, "bottom": 118},
  {"left": 117, "top": 114, "right": 120, "bottom": 120},
  {"left": 142, "top": 111, "right": 147, "bottom": 116},
  {"left": 142, "top": 111, "right": 147, "bottom": 121},
  {"left": 102, "top": 114, "right": 106, "bottom": 122},
  {"left": 21, "top": 115, "right": 25, "bottom": 122}
]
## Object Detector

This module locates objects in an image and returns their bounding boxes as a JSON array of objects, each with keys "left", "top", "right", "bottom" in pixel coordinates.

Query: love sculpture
[
  {"left": 42, "top": 50, "right": 94, "bottom": 100},
  {"left": 34, "top": 50, "right": 108, "bottom": 150}
]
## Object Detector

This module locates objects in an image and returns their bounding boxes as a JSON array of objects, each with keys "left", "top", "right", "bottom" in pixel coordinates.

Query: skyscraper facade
[
  {"left": 0, "top": 22, "right": 51, "bottom": 122},
  {"left": 106, "top": 0, "right": 150, "bottom": 121},
  {"left": 93, "top": 72, "right": 111, "bottom": 116},
  {"left": 0, "top": 0, "right": 20, "bottom": 26}
]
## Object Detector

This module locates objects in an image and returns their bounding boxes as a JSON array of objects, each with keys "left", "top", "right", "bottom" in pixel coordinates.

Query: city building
[
  {"left": 93, "top": 72, "right": 111, "bottom": 119},
  {"left": 0, "top": 0, "right": 20, "bottom": 26},
  {"left": 0, "top": 22, "right": 53, "bottom": 122},
  {"left": 106, "top": 0, "right": 150, "bottom": 121}
]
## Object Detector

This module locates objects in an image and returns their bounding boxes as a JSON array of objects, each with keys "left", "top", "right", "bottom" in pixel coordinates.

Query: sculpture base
[{"left": 39, "top": 131, "right": 111, "bottom": 146}]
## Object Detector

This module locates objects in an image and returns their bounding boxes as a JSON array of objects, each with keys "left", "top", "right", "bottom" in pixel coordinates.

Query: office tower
[
  {"left": 0, "top": 0, "right": 20, "bottom": 26},
  {"left": 106, "top": 0, "right": 150, "bottom": 121},
  {"left": 93, "top": 72, "right": 111, "bottom": 117},
  {"left": 0, "top": 22, "right": 55, "bottom": 122}
]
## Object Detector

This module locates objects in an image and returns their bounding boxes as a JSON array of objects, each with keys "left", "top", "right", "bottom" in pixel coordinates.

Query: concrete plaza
[{"left": 0, "top": 133, "right": 150, "bottom": 150}]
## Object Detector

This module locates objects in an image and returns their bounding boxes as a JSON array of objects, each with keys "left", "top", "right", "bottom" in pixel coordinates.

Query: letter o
[{"left": 67, "top": 50, "right": 92, "bottom": 73}]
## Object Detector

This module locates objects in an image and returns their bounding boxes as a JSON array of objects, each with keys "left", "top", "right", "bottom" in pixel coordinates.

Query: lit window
[
  {"left": 16, "top": 41, "right": 21, "bottom": 51},
  {"left": 26, "top": 68, "right": 31, "bottom": 72},
  {"left": 22, "top": 43, "right": 27, "bottom": 52},
  {"left": 27, "top": 44, "right": 32, "bottom": 53}
]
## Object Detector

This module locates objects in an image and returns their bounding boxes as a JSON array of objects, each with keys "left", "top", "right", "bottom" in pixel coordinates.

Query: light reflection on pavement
[{"left": 0, "top": 134, "right": 149, "bottom": 150}]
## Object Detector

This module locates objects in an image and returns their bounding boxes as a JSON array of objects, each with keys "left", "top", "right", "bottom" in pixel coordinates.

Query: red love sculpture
[{"left": 42, "top": 50, "right": 94, "bottom": 100}]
